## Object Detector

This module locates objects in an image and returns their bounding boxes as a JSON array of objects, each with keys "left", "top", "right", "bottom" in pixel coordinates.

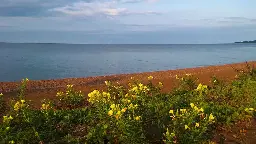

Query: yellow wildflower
[
  {"left": 14, "top": 101, "right": 20, "bottom": 111},
  {"left": 128, "top": 103, "right": 134, "bottom": 109},
  {"left": 131, "top": 86, "right": 138, "bottom": 92},
  {"left": 0, "top": 93, "right": 3, "bottom": 97},
  {"left": 88, "top": 90, "right": 101, "bottom": 103},
  {"left": 21, "top": 99, "right": 25, "bottom": 103},
  {"left": 108, "top": 110, "right": 113, "bottom": 116},
  {"left": 116, "top": 111, "right": 121, "bottom": 116},
  {"left": 169, "top": 110, "right": 174, "bottom": 114},
  {"left": 110, "top": 104, "right": 116, "bottom": 109},
  {"left": 102, "top": 92, "right": 110, "bottom": 98},
  {"left": 180, "top": 109, "right": 187, "bottom": 113},
  {"left": 158, "top": 82, "right": 163, "bottom": 87},
  {"left": 9, "top": 116, "right": 13, "bottom": 120},
  {"left": 213, "top": 79, "right": 217, "bottom": 83},
  {"left": 135, "top": 116, "right": 141, "bottom": 121},
  {"left": 41, "top": 103, "right": 50, "bottom": 110},
  {"left": 67, "top": 84, "right": 73, "bottom": 88},
  {"left": 3, "top": 116, "right": 8, "bottom": 123},
  {"left": 185, "top": 125, "right": 189, "bottom": 130},
  {"left": 148, "top": 76, "right": 153, "bottom": 80},
  {"left": 121, "top": 108, "right": 127, "bottom": 113},
  {"left": 190, "top": 103, "right": 195, "bottom": 108},
  {"left": 209, "top": 113, "right": 215, "bottom": 122},
  {"left": 56, "top": 91, "right": 64, "bottom": 97},
  {"left": 105, "top": 81, "right": 111, "bottom": 86},
  {"left": 196, "top": 83, "right": 208, "bottom": 91},
  {"left": 199, "top": 108, "right": 204, "bottom": 112},
  {"left": 42, "top": 104, "right": 46, "bottom": 109},
  {"left": 195, "top": 123, "right": 200, "bottom": 127},
  {"left": 194, "top": 106, "right": 199, "bottom": 111},
  {"left": 249, "top": 108, "right": 254, "bottom": 111},
  {"left": 9, "top": 140, "right": 15, "bottom": 144},
  {"left": 175, "top": 75, "right": 179, "bottom": 80},
  {"left": 127, "top": 100, "right": 131, "bottom": 103},
  {"left": 3, "top": 115, "right": 13, "bottom": 123},
  {"left": 185, "top": 73, "right": 191, "bottom": 76}
]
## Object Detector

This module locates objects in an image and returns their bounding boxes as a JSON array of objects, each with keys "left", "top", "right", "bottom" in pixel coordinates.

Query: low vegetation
[{"left": 1, "top": 65, "right": 256, "bottom": 143}]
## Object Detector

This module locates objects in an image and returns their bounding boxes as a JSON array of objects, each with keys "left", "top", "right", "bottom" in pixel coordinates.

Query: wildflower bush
[{"left": 1, "top": 67, "right": 256, "bottom": 143}]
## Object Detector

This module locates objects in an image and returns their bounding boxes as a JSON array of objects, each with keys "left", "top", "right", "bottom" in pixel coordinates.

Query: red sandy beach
[{"left": 1, "top": 61, "right": 256, "bottom": 106}]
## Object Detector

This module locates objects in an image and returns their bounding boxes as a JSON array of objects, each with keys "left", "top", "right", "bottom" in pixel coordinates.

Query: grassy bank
[{"left": 1, "top": 64, "right": 256, "bottom": 143}]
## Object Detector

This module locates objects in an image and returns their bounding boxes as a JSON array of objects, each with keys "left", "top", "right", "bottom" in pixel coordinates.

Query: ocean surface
[{"left": 0, "top": 43, "right": 256, "bottom": 82}]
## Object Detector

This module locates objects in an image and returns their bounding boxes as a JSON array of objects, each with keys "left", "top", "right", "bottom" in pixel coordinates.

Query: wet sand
[{"left": 1, "top": 61, "right": 256, "bottom": 106}]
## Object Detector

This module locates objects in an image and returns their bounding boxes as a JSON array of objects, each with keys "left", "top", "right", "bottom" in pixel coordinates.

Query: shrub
[{"left": 0, "top": 67, "right": 256, "bottom": 143}]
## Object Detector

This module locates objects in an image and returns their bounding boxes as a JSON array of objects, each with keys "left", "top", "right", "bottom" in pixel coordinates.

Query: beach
[{"left": 1, "top": 61, "right": 256, "bottom": 106}]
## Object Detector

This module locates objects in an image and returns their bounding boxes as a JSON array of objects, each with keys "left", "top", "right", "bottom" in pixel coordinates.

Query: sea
[{"left": 0, "top": 43, "right": 256, "bottom": 82}]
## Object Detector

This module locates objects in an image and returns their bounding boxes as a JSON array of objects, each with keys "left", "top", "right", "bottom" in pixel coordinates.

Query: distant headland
[{"left": 235, "top": 40, "right": 256, "bottom": 43}]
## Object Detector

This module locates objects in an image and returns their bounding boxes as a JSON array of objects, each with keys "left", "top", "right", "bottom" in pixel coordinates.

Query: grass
[{"left": 1, "top": 65, "right": 256, "bottom": 143}]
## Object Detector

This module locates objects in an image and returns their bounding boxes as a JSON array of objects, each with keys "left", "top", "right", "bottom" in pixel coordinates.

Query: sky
[{"left": 0, "top": 0, "right": 256, "bottom": 44}]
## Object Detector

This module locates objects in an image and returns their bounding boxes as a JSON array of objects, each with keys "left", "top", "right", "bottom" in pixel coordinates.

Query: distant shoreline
[
  {"left": 234, "top": 40, "right": 256, "bottom": 43},
  {"left": 0, "top": 42, "right": 241, "bottom": 45}
]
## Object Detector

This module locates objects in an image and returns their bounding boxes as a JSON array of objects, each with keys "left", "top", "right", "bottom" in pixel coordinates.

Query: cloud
[
  {"left": 199, "top": 17, "right": 256, "bottom": 27},
  {"left": 0, "top": 0, "right": 160, "bottom": 17},
  {"left": 51, "top": 2, "right": 127, "bottom": 16},
  {"left": 119, "top": 0, "right": 159, "bottom": 3},
  {"left": 50, "top": 1, "right": 161, "bottom": 17}
]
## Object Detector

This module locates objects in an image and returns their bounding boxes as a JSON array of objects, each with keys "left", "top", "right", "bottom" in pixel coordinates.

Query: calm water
[{"left": 0, "top": 43, "right": 256, "bottom": 82}]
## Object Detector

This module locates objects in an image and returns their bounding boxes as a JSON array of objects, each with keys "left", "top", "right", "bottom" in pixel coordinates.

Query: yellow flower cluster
[
  {"left": 108, "top": 104, "right": 127, "bottom": 120},
  {"left": 22, "top": 78, "right": 29, "bottom": 82},
  {"left": 88, "top": 90, "right": 101, "bottom": 103},
  {"left": 191, "top": 103, "right": 215, "bottom": 123},
  {"left": 130, "top": 83, "right": 149, "bottom": 94},
  {"left": 66, "top": 85, "right": 74, "bottom": 95},
  {"left": 67, "top": 84, "right": 73, "bottom": 89},
  {"left": 245, "top": 107, "right": 254, "bottom": 112},
  {"left": 169, "top": 103, "right": 215, "bottom": 132},
  {"left": 128, "top": 103, "right": 138, "bottom": 110},
  {"left": 164, "top": 128, "right": 176, "bottom": 143},
  {"left": 13, "top": 100, "right": 26, "bottom": 111},
  {"left": 88, "top": 90, "right": 111, "bottom": 104},
  {"left": 148, "top": 76, "right": 153, "bottom": 80},
  {"left": 3, "top": 115, "right": 13, "bottom": 124},
  {"left": 158, "top": 82, "right": 163, "bottom": 88},
  {"left": 41, "top": 102, "right": 51, "bottom": 110},
  {"left": 190, "top": 103, "right": 204, "bottom": 113},
  {"left": 196, "top": 83, "right": 208, "bottom": 92},
  {"left": 105, "top": 81, "right": 111, "bottom": 86},
  {"left": 185, "top": 73, "right": 192, "bottom": 76},
  {"left": 135, "top": 116, "right": 141, "bottom": 121},
  {"left": 56, "top": 91, "right": 64, "bottom": 97}
]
